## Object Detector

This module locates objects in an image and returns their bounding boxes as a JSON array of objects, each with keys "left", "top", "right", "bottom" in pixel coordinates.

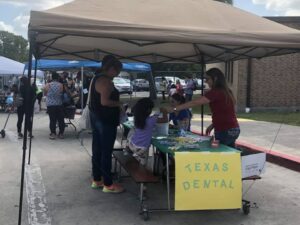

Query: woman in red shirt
[{"left": 166, "top": 68, "right": 240, "bottom": 148}]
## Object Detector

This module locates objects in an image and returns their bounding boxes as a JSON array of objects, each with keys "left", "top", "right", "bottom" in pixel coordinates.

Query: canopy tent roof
[
  {"left": 0, "top": 56, "right": 44, "bottom": 78},
  {"left": 28, "top": 0, "right": 300, "bottom": 64},
  {"left": 25, "top": 59, "right": 151, "bottom": 71}
]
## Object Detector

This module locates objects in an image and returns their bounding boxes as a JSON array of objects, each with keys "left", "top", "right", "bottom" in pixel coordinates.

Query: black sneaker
[{"left": 18, "top": 133, "right": 24, "bottom": 139}]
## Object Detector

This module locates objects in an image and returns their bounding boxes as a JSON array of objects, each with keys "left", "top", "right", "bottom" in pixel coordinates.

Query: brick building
[{"left": 209, "top": 17, "right": 300, "bottom": 112}]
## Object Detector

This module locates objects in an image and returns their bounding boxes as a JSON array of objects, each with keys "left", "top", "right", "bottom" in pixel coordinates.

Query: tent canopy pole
[
  {"left": 18, "top": 41, "right": 33, "bottom": 225},
  {"left": 81, "top": 66, "right": 84, "bottom": 113}
]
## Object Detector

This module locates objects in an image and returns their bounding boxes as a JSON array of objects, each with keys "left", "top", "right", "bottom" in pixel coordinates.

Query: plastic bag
[
  {"left": 78, "top": 106, "right": 91, "bottom": 130},
  {"left": 34, "top": 100, "right": 40, "bottom": 113}
]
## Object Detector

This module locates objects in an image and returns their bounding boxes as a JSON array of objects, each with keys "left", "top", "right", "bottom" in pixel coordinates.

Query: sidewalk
[{"left": 191, "top": 114, "right": 300, "bottom": 170}]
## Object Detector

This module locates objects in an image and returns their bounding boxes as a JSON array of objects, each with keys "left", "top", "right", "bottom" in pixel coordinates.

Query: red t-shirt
[
  {"left": 176, "top": 84, "right": 184, "bottom": 96},
  {"left": 204, "top": 89, "right": 239, "bottom": 132}
]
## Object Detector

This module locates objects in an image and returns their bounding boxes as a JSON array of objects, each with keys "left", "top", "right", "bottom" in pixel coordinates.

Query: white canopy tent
[
  {"left": 0, "top": 56, "right": 44, "bottom": 78},
  {"left": 28, "top": 0, "right": 300, "bottom": 63}
]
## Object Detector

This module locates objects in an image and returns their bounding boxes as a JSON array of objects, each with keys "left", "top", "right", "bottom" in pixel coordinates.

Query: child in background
[
  {"left": 128, "top": 98, "right": 168, "bottom": 166},
  {"left": 169, "top": 93, "right": 192, "bottom": 131},
  {"left": 168, "top": 84, "right": 177, "bottom": 99}
]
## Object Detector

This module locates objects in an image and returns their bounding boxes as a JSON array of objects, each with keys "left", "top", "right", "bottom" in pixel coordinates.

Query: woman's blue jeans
[
  {"left": 90, "top": 111, "right": 117, "bottom": 186},
  {"left": 215, "top": 127, "right": 240, "bottom": 148}
]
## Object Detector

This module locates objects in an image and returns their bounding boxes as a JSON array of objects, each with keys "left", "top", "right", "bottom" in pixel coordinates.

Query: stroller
[
  {"left": 1, "top": 110, "right": 12, "bottom": 138},
  {"left": 1, "top": 95, "right": 14, "bottom": 138}
]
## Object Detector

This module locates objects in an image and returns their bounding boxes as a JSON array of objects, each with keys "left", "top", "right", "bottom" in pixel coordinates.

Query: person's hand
[
  {"left": 159, "top": 107, "right": 168, "bottom": 113},
  {"left": 164, "top": 106, "right": 174, "bottom": 113}
]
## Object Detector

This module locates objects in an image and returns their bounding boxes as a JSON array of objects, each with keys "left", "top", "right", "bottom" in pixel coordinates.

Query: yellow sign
[{"left": 175, "top": 152, "right": 242, "bottom": 210}]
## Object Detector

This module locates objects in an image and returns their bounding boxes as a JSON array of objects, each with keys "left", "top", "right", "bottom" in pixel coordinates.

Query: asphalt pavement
[{"left": 0, "top": 110, "right": 299, "bottom": 225}]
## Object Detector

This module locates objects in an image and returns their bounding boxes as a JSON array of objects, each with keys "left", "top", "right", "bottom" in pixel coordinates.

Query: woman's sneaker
[
  {"left": 91, "top": 180, "right": 104, "bottom": 189},
  {"left": 103, "top": 183, "right": 125, "bottom": 193},
  {"left": 49, "top": 133, "right": 56, "bottom": 140},
  {"left": 18, "top": 133, "right": 23, "bottom": 139}
]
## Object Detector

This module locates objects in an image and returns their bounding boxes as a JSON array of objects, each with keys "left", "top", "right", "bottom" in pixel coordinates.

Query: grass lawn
[
  {"left": 237, "top": 111, "right": 300, "bottom": 126},
  {"left": 121, "top": 94, "right": 300, "bottom": 127}
]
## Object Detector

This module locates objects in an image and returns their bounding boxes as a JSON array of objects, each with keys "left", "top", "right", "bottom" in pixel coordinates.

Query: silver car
[
  {"left": 113, "top": 77, "right": 133, "bottom": 95},
  {"left": 132, "top": 79, "right": 149, "bottom": 91}
]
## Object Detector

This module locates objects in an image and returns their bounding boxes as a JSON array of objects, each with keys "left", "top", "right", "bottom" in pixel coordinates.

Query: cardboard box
[{"left": 241, "top": 152, "right": 266, "bottom": 178}]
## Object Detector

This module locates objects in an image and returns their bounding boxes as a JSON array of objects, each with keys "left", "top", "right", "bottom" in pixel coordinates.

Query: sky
[{"left": 0, "top": 0, "right": 300, "bottom": 39}]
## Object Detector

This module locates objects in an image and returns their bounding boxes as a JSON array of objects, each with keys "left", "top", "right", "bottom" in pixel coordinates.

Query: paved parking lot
[{"left": 0, "top": 110, "right": 299, "bottom": 225}]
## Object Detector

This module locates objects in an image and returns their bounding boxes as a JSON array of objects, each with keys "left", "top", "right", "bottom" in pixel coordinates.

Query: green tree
[{"left": 0, "top": 31, "right": 28, "bottom": 62}]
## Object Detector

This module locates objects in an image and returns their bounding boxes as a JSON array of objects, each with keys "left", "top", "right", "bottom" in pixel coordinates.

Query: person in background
[
  {"left": 66, "top": 77, "right": 79, "bottom": 106},
  {"left": 15, "top": 77, "right": 35, "bottom": 139},
  {"left": 166, "top": 68, "right": 240, "bottom": 148},
  {"left": 35, "top": 85, "right": 43, "bottom": 111},
  {"left": 127, "top": 98, "right": 168, "bottom": 166},
  {"left": 168, "top": 84, "right": 177, "bottom": 99},
  {"left": 89, "top": 55, "right": 124, "bottom": 193},
  {"left": 176, "top": 79, "right": 184, "bottom": 96},
  {"left": 44, "top": 72, "right": 65, "bottom": 139},
  {"left": 185, "top": 75, "right": 194, "bottom": 102},
  {"left": 169, "top": 93, "right": 191, "bottom": 131},
  {"left": 166, "top": 80, "right": 173, "bottom": 94},
  {"left": 160, "top": 77, "right": 167, "bottom": 100}
]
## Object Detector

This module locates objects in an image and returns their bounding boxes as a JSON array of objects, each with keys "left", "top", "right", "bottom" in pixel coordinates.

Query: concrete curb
[{"left": 191, "top": 130, "right": 300, "bottom": 172}]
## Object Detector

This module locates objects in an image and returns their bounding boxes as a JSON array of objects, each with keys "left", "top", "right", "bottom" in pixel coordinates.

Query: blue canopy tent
[
  {"left": 25, "top": 59, "right": 151, "bottom": 72},
  {"left": 25, "top": 59, "right": 152, "bottom": 112}
]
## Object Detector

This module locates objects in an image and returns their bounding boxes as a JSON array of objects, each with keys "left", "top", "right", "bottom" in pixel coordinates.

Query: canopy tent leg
[
  {"left": 18, "top": 43, "right": 33, "bottom": 225},
  {"left": 28, "top": 60, "right": 38, "bottom": 165},
  {"left": 246, "top": 59, "right": 252, "bottom": 112},
  {"left": 81, "top": 66, "right": 84, "bottom": 113},
  {"left": 200, "top": 56, "right": 205, "bottom": 135},
  {"left": 148, "top": 66, "right": 157, "bottom": 100}
]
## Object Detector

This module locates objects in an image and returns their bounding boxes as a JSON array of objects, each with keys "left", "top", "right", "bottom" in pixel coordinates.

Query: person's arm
[
  {"left": 157, "top": 107, "right": 168, "bottom": 123},
  {"left": 95, "top": 77, "right": 120, "bottom": 107},
  {"left": 167, "top": 96, "right": 210, "bottom": 113},
  {"left": 59, "top": 83, "right": 63, "bottom": 93},
  {"left": 44, "top": 83, "right": 50, "bottom": 96}
]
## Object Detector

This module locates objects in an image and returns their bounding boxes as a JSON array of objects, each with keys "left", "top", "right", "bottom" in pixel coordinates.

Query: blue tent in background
[{"left": 25, "top": 59, "right": 151, "bottom": 72}]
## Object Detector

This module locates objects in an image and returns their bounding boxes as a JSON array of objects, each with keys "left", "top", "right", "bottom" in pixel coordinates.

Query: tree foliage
[{"left": 0, "top": 31, "right": 29, "bottom": 63}]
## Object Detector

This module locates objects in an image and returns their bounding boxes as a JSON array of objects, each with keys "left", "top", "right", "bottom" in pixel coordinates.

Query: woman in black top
[
  {"left": 15, "top": 77, "right": 35, "bottom": 139},
  {"left": 89, "top": 55, "right": 124, "bottom": 193}
]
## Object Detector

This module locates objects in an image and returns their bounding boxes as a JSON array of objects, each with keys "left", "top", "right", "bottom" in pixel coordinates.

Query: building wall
[{"left": 236, "top": 17, "right": 300, "bottom": 112}]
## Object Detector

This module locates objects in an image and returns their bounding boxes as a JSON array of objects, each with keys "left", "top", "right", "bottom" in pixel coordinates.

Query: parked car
[
  {"left": 194, "top": 78, "right": 208, "bottom": 90},
  {"left": 113, "top": 77, "right": 133, "bottom": 95},
  {"left": 155, "top": 76, "right": 186, "bottom": 92},
  {"left": 132, "top": 79, "right": 149, "bottom": 91}
]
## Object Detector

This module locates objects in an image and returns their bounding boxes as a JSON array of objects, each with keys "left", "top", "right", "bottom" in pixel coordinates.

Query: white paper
[
  {"left": 83, "top": 88, "right": 88, "bottom": 94},
  {"left": 241, "top": 153, "right": 266, "bottom": 178}
]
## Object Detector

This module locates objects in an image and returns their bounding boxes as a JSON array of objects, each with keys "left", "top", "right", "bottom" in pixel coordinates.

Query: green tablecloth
[{"left": 152, "top": 131, "right": 240, "bottom": 155}]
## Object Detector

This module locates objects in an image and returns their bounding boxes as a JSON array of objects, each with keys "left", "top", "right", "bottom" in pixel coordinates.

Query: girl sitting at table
[
  {"left": 169, "top": 93, "right": 192, "bottom": 131},
  {"left": 127, "top": 98, "right": 168, "bottom": 166}
]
